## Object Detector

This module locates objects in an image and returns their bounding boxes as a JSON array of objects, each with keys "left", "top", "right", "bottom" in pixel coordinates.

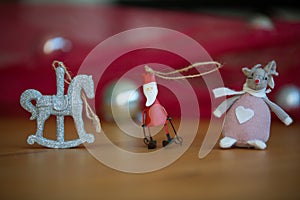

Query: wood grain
[{"left": 0, "top": 117, "right": 299, "bottom": 200}]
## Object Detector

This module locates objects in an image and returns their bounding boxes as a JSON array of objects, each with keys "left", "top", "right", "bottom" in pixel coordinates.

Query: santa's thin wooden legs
[
  {"left": 167, "top": 117, "right": 183, "bottom": 145},
  {"left": 142, "top": 124, "right": 157, "bottom": 149}
]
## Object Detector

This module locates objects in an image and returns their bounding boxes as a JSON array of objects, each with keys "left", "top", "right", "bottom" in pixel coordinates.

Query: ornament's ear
[
  {"left": 264, "top": 60, "right": 278, "bottom": 89},
  {"left": 268, "top": 77, "right": 275, "bottom": 89},
  {"left": 264, "top": 60, "right": 278, "bottom": 76},
  {"left": 242, "top": 67, "right": 251, "bottom": 77}
]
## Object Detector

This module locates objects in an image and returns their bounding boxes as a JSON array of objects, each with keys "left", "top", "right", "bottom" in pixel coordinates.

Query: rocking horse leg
[
  {"left": 36, "top": 108, "right": 49, "bottom": 138},
  {"left": 56, "top": 115, "right": 64, "bottom": 142},
  {"left": 28, "top": 107, "right": 50, "bottom": 145},
  {"left": 36, "top": 118, "right": 44, "bottom": 138},
  {"left": 72, "top": 104, "right": 94, "bottom": 143}
]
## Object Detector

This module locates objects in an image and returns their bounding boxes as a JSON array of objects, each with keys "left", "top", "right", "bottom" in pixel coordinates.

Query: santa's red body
[{"left": 143, "top": 99, "right": 168, "bottom": 127}]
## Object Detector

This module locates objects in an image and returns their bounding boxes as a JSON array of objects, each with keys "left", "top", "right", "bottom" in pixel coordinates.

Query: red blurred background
[{"left": 1, "top": 3, "right": 299, "bottom": 121}]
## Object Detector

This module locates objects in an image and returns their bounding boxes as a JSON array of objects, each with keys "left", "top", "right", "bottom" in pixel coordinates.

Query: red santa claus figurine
[{"left": 142, "top": 69, "right": 182, "bottom": 149}]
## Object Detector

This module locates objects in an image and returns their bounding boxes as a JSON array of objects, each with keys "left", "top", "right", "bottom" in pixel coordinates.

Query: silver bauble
[
  {"left": 102, "top": 79, "right": 141, "bottom": 122},
  {"left": 276, "top": 85, "right": 300, "bottom": 110}
]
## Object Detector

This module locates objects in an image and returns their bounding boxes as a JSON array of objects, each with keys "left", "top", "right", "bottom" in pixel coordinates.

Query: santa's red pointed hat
[{"left": 143, "top": 66, "right": 156, "bottom": 84}]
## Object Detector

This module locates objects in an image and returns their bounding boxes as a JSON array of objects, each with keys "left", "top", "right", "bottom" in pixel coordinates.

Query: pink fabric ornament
[{"left": 213, "top": 60, "right": 293, "bottom": 149}]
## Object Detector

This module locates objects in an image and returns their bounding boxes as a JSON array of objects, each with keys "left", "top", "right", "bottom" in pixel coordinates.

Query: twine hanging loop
[{"left": 145, "top": 61, "right": 222, "bottom": 80}]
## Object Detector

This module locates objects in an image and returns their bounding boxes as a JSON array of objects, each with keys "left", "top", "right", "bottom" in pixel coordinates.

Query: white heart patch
[{"left": 235, "top": 106, "right": 254, "bottom": 124}]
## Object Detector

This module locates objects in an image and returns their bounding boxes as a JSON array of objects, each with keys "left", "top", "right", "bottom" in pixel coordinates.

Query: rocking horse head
[{"left": 68, "top": 74, "right": 95, "bottom": 101}]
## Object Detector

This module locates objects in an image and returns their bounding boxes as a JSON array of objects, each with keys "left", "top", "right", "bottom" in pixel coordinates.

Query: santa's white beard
[{"left": 143, "top": 83, "right": 158, "bottom": 106}]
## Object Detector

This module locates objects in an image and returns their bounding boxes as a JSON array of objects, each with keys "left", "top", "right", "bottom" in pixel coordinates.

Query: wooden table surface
[{"left": 0, "top": 116, "right": 299, "bottom": 200}]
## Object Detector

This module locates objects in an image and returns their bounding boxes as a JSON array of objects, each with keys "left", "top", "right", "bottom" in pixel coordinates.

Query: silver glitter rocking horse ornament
[{"left": 20, "top": 61, "right": 101, "bottom": 148}]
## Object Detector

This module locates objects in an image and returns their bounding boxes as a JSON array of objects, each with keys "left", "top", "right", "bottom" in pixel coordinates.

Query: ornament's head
[
  {"left": 143, "top": 68, "right": 158, "bottom": 107},
  {"left": 242, "top": 60, "right": 278, "bottom": 91}
]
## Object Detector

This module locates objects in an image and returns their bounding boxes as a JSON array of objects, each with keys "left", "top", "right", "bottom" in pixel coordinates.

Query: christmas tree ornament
[
  {"left": 20, "top": 61, "right": 101, "bottom": 148},
  {"left": 102, "top": 79, "right": 141, "bottom": 122},
  {"left": 276, "top": 85, "right": 300, "bottom": 110},
  {"left": 213, "top": 60, "right": 293, "bottom": 149},
  {"left": 142, "top": 61, "right": 222, "bottom": 149}
]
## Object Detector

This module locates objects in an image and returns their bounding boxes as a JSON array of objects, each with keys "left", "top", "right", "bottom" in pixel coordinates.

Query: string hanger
[
  {"left": 145, "top": 61, "right": 222, "bottom": 80},
  {"left": 52, "top": 60, "right": 101, "bottom": 133}
]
